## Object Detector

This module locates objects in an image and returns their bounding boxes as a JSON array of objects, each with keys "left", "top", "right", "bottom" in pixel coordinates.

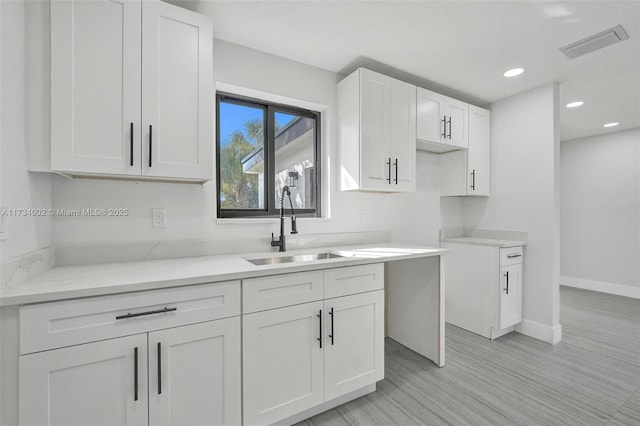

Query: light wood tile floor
[{"left": 297, "top": 287, "right": 640, "bottom": 426}]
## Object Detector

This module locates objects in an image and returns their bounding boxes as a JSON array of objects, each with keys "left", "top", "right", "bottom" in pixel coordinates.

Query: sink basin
[{"left": 247, "top": 252, "right": 343, "bottom": 266}]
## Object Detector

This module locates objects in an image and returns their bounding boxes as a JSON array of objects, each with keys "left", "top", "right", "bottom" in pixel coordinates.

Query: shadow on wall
[{"left": 460, "top": 197, "right": 489, "bottom": 231}]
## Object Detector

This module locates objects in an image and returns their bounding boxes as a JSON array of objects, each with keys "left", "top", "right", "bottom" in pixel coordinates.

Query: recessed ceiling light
[
  {"left": 603, "top": 122, "right": 619, "bottom": 128},
  {"left": 503, "top": 68, "right": 524, "bottom": 78},
  {"left": 566, "top": 101, "right": 584, "bottom": 108}
]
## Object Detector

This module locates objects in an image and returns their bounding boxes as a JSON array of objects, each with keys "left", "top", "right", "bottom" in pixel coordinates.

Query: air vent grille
[{"left": 559, "top": 25, "right": 629, "bottom": 59}]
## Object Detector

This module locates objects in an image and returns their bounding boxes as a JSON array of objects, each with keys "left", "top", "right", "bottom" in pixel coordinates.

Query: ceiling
[{"left": 171, "top": 0, "right": 640, "bottom": 141}]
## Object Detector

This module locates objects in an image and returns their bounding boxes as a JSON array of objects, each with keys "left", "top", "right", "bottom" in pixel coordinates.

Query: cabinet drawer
[
  {"left": 500, "top": 246, "right": 523, "bottom": 266},
  {"left": 242, "top": 271, "right": 324, "bottom": 314},
  {"left": 324, "top": 263, "right": 384, "bottom": 299},
  {"left": 20, "top": 281, "right": 240, "bottom": 355}
]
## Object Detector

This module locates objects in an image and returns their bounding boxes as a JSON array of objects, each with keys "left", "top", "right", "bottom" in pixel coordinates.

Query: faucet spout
[{"left": 270, "top": 185, "right": 298, "bottom": 252}]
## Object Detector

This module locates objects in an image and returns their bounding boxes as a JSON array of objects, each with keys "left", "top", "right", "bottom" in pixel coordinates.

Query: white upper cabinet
[
  {"left": 141, "top": 1, "right": 213, "bottom": 180},
  {"left": 390, "top": 78, "right": 417, "bottom": 191},
  {"left": 466, "top": 105, "right": 491, "bottom": 195},
  {"left": 50, "top": 0, "right": 213, "bottom": 182},
  {"left": 444, "top": 97, "right": 469, "bottom": 149},
  {"left": 416, "top": 88, "right": 445, "bottom": 148},
  {"left": 50, "top": 0, "right": 142, "bottom": 176},
  {"left": 359, "top": 69, "right": 390, "bottom": 190},
  {"left": 339, "top": 68, "right": 416, "bottom": 192},
  {"left": 416, "top": 87, "right": 468, "bottom": 152},
  {"left": 440, "top": 105, "right": 491, "bottom": 196}
]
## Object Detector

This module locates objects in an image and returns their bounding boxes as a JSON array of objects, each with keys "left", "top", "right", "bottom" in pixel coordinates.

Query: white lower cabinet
[
  {"left": 242, "top": 265, "right": 385, "bottom": 425},
  {"left": 243, "top": 302, "right": 325, "bottom": 426},
  {"left": 149, "top": 318, "right": 242, "bottom": 426},
  {"left": 20, "top": 334, "right": 149, "bottom": 426},
  {"left": 442, "top": 242, "right": 523, "bottom": 339},
  {"left": 324, "top": 291, "right": 385, "bottom": 401},
  {"left": 20, "top": 318, "right": 241, "bottom": 426},
  {"left": 18, "top": 281, "right": 242, "bottom": 426},
  {"left": 499, "top": 263, "right": 523, "bottom": 329}
]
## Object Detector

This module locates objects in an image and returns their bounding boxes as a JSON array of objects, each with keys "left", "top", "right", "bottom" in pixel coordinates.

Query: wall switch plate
[{"left": 152, "top": 208, "right": 167, "bottom": 228}]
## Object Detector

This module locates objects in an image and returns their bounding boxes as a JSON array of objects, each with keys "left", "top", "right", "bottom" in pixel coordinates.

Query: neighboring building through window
[{"left": 216, "top": 93, "right": 320, "bottom": 218}]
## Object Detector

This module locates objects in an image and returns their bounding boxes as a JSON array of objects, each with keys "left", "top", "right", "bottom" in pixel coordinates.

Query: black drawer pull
[
  {"left": 134, "top": 346, "right": 139, "bottom": 401},
  {"left": 157, "top": 342, "right": 162, "bottom": 395},
  {"left": 129, "top": 122, "right": 134, "bottom": 166},
  {"left": 329, "top": 307, "right": 334, "bottom": 345},
  {"left": 116, "top": 307, "right": 177, "bottom": 320},
  {"left": 507, "top": 254, "right": 522, "bottom": 259},
  {"left": 317, "top": 310, "right": 322, "bottom": 348}
]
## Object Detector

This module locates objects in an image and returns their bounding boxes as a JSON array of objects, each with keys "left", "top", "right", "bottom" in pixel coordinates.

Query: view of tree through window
[
  {"left": 217, "top": 94, "right": 320, "bottom": 218},
  {"left": 218, "top": 101, "right": 265, "bottom": 209}
]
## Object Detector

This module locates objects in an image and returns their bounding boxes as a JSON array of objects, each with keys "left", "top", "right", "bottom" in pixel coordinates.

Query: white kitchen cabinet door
[
  {"left": 467, "top": 106, "right": 491, "bottom": 196},
  {"left": 19, "top": 334, "right": 148, "bottom": 426},
  {"left": 149, "top": 318, "right": 241, "bottom": 426},
  {"left": 243, "top": 301, "right": 324, "bottom": 425},
  {"left": 499, "top": 264, "right": 523, "bottom": 329},
  {"left": 50, "top": 0, "right": 142, "bottom": 175},
  {"left": 444, "top": 97, "right": 469, "bottom": 149},
  {"left": 390, "top": 78, "right": 416, "bottom": 192},
  {"left": 324, "top": 291, "right": 384, "bottom": 401},
  {"left": 142, "top": 0, "right": 213, "bottom": 180},
  {"left": 416, "top": 87, "right": 445, "bottom": 144},
  {"left": 359, "top": 68, "right": 391, "bottom": 190}
]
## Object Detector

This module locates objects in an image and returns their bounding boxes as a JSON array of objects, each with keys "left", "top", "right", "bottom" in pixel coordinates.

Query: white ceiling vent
[{"left": 559, "top": 25, "right": 629, "bottom": 59}]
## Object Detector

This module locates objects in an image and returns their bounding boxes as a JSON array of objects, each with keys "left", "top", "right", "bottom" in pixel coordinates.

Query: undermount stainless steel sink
[{"left": 247, "top": 252, "right": 343, "bottom": 266}]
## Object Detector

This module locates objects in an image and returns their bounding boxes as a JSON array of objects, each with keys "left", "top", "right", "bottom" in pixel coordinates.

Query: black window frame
[{"left": 216, "top": 92, "right": 321, "bottom": 219}]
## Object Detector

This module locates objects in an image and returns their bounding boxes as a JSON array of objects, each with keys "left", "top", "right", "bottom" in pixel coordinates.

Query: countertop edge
[
  {"left": 440, "top": 238, "right": 526, "bottom": 248},
  {"left": 0, "top": 245, "right": 447, "bottom": 307}
]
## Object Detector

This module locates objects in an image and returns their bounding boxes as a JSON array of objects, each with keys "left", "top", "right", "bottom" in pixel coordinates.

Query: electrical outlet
[{"left": 152, "top": 208, "right": 166, "bottom": 228}]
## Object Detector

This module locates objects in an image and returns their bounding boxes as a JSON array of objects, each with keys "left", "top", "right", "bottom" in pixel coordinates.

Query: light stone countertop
[
  {"left": 0, "top": 243, "right": 446, "bottom": 307},
  {"left": 440, "top": 237, "right": 526, "bottom": 248}
]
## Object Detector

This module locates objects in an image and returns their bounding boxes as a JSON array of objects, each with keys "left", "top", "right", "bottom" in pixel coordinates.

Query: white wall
[
  {"left": 0, "top": 0, "right": 52, "bottom": 263},
  {"left": 560, "top": 128, "right": 640, "bottom": 298},
  {"left": 463, "top": 84, "right": 561, "bottom": 343},
  {"left": 49, "top": 37, "right": 442, "bottom": 250}
]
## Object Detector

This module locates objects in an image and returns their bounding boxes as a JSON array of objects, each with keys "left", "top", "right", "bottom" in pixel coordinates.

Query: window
[{"left": 216, "top": 93, "right": 321, "bottom": 218}]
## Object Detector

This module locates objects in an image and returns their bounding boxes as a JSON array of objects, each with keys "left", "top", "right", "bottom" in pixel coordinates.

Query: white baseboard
[
  {"left": 516, "top": 319, "right": 562, "bottom": 345},
  {"left": 561, "top": 276, "right": 640, "bottom": 299}
]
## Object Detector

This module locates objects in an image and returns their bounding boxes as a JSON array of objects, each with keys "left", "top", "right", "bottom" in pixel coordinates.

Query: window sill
[{"left": 216, "top": 217, "right": 331, "bottom": 225}]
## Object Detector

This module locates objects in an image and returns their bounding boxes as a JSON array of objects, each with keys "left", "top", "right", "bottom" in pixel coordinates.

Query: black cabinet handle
[
  {"left": 130, "top": 122, "right": 134, "bottom": 166},
  {"left": 470, "top": 169, "right": 476, "bottom": 191},
  {"left": 394, "top": 159, "right": 398, "bottom": 184},
  {"left": 134, "top": 347, "right": 138, "bottom": 401},
  {"left": 148, "top": 125, "right": 153, "bottom": 167},
  {"left": 116, "top": 307, "right": 177, "bottom": 320},
  {"left": 329, "top": 307, "right": 334, "bottom": 345},
  {"left": 441, "top": 115, "right": 447, "bottom": 139},
  {"left": 504, "top": 271, "right": 509, "bottom": 294},
  {"left": 507, "top": 254, "right": 522, "bottom": 259},
  {"left": 157, "top": 342, "right": 162, "bottom": 395},
  {"left": 317, "top": 310, "right": 322, "bottom": 348},
  {"left": 386, "top": 158, "right": 391, "bottom": 184},
  {"left": 447, "top": 116, "right": 452, "bottom": 139}
]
